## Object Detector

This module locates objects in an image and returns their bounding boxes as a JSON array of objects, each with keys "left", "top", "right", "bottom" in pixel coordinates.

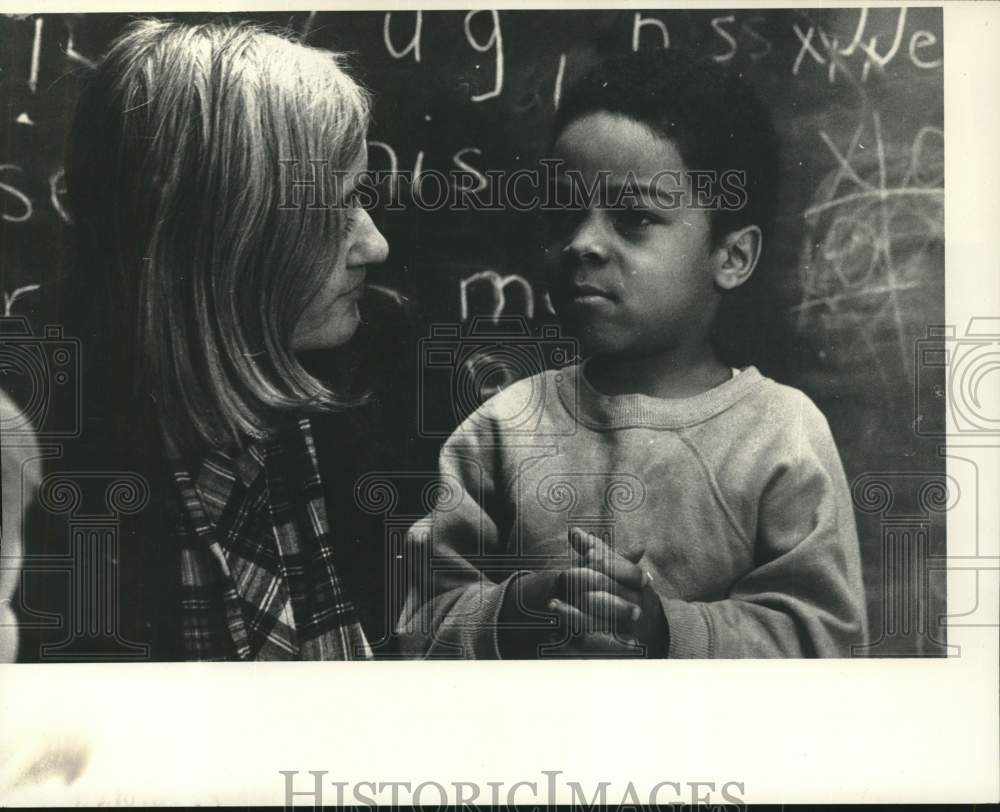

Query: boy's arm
[
  {"left": 396, "top": 421, "right": 522, "bottom": 659},
  {"left": 662, "top": 404, "right": 868, "bottom": 658}
]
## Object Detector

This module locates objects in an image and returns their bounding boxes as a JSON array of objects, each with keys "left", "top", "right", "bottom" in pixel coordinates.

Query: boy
[{"left": 399, "top": 49, "right": 867, "bottom": 658}]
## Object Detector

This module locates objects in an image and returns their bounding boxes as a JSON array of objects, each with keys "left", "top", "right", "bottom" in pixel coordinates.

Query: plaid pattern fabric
[{"left": 167, "top": 417, "right": 372, "bottom": 661}]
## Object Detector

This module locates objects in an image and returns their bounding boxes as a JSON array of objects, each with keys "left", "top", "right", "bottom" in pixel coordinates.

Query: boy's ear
[{"left": 713, "top": 225, "right": 762, "bottom": 291}]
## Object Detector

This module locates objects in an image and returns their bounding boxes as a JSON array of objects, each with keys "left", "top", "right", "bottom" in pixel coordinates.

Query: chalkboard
[{"left": 0, "top": 8, "right": 946, "bottom": 656}]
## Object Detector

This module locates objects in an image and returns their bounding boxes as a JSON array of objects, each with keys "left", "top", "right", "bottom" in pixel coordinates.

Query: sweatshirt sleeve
[
  {"left": 662, "top": 398, "right": 869, "bottom": 658},
  {"left": 396, "top": 416, "right": 516, "bottom": 659}
]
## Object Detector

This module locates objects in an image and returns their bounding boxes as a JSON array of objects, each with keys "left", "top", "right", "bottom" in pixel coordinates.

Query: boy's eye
[{"left": 610, "top": 205, "right": 657, "bottom": 232}]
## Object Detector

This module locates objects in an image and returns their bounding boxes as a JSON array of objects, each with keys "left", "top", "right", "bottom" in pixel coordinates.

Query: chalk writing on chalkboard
[
  {"left": 383, "top": 11, "right": 422, "bottom": 63},
  {"left": 460, "top": 271, "right": 534, "bottom": 323},
  {"left": 23, "top": 16, "right": 97, "bottom": 97},
  {"left": 793, "top": 111, "right": 944, "bottom": 381},
  {"left": 4, "top": 286, "right": 41, "bottom": 317},
  {"left": 632, "top": 13, "right": 670, "bottom": 51},
  {"left": 791, "top": 8, "right": 942, "bottom": 82},
  {"left": 0, "top": 165, "right": 32, "bottom": 224},
  {"left": 464, "top": 10, "right": 503, "bottom": 102}
]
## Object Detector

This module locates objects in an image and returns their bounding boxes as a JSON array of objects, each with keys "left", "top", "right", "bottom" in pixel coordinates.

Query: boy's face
[{"left": 544, "top": 112, "right": 721, "bottom": 360}]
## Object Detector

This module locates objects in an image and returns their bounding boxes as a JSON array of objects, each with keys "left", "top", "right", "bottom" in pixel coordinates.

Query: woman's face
[{"left": 292, "top": 150, "right": 389, "bottom": 350}]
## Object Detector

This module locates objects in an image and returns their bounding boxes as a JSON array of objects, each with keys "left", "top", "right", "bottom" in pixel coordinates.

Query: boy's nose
[
  {"left": 563, "top": 215, "right": 608, "bottom": 267},
  {"left": 349, "top": 208, "right": 390, "bottom": 266}
]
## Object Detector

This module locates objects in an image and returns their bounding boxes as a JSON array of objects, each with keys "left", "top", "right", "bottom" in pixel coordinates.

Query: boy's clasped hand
[{"left": 514, "top": 527, "right": 669, "bottom": 658}]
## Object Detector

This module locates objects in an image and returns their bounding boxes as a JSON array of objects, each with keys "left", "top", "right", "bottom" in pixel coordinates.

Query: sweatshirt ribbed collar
[{"left": 555, "top": 361, "right": 764, "bottom": 430}]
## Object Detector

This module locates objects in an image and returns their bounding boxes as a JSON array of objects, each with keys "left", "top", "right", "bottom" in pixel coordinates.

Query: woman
[
  {"left": 1, "top": 392, "right": 41, "bottom": 663},
  {"left": 18, "top": 20, "right": 394, "bottom": 661}
]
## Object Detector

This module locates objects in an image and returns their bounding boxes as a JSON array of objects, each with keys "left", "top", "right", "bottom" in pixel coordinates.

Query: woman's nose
[
  {"left": 348, "top": 208, "right": 390, "bottom": 266},
  {"left": 562, "top": 212, "right": 608, "bottom": 266}
]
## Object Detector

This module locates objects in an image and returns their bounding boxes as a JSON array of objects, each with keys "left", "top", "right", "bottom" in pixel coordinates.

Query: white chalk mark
[
  {"left": 816, "top": 121, "right": 873, "bottom": 201},
  {"left": 452, "top": 147, "right": 487, "bottom": 194},
  {"left": 63, "top": 19, "right": 97, "bottom": 68},
  {"left": 464, "top": 10, "right": 503, "bottom": 102},
  {"left": 4, "top": 285, "right": 40, "bottom": 316},
  {"left": 710, "top": 16, "right": 737, "bottom": 63},
  {"left": 909, "top": 30, "right": 942, "bottom": 70},
  {"left": 904, "top": 126, "right": 945, "bottom": 187},
  {"left": 49, "top": 168, "right": 71, "bottom": 224},
  {"left": 460, "top": 271, "right": 534, "bottom": 323},
  {"left": 803, "top": 187, "right": 942, "bottom": 220},
  {"left": 383, "top": 11, "right": 422, "bottom": 63},
  {"left": 743, "top": 16, "right": 773, "bottom": 61},
  {"left": 28, "top": 17, "right": 42, "bottom": 94},
  {"left": 874, "top": 112, "right": 887, "bottom": 198},
  {"left": 367, "top": 284, "right": 408, "bottom": 306},
  {"left": 858, "top": 7, "right": 907, "bottom": 81},
  {"left": 838, "top": 7, "right": 868, "bottom": 57},
  {"left": 816, "top": 31, "right": 842, "bottom": 83},
  {"left": 0, "top": 164, "right": 32, "bottom": 223},
  {"left": 632, "top": 12, "right": 669, "bottom": 51},
  {"left": 553, "top": 53, "right": 566, "bottom": 111},
  {"left": 413, "top": 150, "right": 425, "bottom": 186},
  {"left": 543, "top": 290, "right": 557, "bottom": 316},
  {"left": 792, "top": 24, "right": 824, "bottom": 75},
  {"left": 790, "top": 282, "right": 923, "bottom": 312}
]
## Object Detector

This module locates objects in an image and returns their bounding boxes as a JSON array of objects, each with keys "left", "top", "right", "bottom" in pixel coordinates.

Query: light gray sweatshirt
[{"left": 399, "top": 364, "right": 868, "bottom": 658}]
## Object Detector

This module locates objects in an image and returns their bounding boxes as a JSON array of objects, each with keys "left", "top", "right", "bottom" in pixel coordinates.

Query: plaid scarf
[{"left": 167, "top": 416, "right": 372, "bottom": 661}]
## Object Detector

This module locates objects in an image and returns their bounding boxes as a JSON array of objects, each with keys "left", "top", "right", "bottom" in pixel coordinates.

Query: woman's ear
[{"left": 713, "top": 225, "right": 762, "bottom": 291}]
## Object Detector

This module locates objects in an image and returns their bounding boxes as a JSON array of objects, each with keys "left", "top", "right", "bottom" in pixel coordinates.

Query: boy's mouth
[{"left": 561, "top": 282, "right": 617, "bottom": 305}]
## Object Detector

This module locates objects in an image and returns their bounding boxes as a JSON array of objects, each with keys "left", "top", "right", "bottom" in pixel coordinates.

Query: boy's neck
[{"left": 585, "top": 345, "right": 731, "bottom": 400}]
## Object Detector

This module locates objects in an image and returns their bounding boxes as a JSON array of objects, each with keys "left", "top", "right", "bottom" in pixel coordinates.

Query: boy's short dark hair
[{"left": 554, "top": 48, "right": 780, "bottom": 247}]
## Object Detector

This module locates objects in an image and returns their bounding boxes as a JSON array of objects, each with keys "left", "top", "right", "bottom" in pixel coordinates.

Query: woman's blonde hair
[{"left": 64, "top": 19, "right": 371, "bottom": 454}]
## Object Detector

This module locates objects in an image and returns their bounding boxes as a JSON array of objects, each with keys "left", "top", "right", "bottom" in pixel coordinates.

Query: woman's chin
[{"left": 293, "top": 302, "right": 362, "bottom": 351}]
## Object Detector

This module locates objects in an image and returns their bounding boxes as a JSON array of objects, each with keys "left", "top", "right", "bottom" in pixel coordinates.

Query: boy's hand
[{"left": 549, "top": 527, "right": 669, "bottom": 657}]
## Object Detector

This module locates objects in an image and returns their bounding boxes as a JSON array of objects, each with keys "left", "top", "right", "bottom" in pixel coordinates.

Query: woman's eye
[
  {"left": 342, "top": 212, "right": 357, "bottom": 236},
  {"left": 342, "top": 190, "right": 362, "bottom": 235}
]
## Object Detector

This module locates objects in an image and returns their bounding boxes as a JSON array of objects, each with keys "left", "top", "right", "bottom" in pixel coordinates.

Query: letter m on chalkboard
[{"left": 459, "top": 270, "right": 535, "bottom": 323}]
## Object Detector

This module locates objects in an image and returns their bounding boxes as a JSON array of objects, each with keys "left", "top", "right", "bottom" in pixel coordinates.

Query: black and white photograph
[{"left": 0, "top": 1, "right": 996, "bottom": 806}]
